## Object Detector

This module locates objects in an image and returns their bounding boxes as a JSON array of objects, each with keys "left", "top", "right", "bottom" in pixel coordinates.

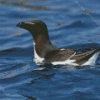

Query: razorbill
[{"left": 17, "top": 20, "right": 100, "bottom": 66}]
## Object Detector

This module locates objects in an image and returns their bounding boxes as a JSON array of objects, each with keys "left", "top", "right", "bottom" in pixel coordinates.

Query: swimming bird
[{"left": 17, "top": 20, "right": 100, "bottom": 66}]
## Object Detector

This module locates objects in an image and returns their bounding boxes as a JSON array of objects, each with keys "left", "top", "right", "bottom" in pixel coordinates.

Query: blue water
[{"left": 0, "top": 0, "right": 100, "bottom": 100}]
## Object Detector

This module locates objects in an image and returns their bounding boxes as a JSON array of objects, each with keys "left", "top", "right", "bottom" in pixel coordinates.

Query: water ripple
[{"left": 0, "top": 0, "right": 100, "bottom": 100}]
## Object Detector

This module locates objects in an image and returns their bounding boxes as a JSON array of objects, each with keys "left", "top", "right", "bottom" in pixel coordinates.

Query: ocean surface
[{"left": 0, "top": 0, "right": 100, "bottom": 100}]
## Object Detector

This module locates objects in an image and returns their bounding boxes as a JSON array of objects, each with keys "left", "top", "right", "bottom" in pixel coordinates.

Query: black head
[{"left": 17, "top": 20, "right": 48, "bottom": 39}]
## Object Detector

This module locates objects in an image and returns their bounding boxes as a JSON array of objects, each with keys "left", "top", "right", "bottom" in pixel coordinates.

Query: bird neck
[{"left": 32, "top": 34, "right": 60, "bottom": 58}]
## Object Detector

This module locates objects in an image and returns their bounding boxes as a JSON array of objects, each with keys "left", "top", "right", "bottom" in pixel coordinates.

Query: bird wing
[{"left": 71, "top": 49, "right": 98, "bottom": 65}]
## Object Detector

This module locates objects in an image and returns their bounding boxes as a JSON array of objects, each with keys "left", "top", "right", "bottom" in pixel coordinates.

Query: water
[{"left": 0, "top": 0, "right": 100, "bottom": 100}]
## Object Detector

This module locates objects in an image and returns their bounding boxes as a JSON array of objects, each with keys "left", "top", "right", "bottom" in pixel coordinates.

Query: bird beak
[
  {"left": 17, "top": 22, "right": 35, "bottom": 27},
  {"left": 17, "top": 22, "right": 25, "bottom": 27}
]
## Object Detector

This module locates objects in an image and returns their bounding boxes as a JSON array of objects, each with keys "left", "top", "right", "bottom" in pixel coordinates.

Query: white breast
[{"left": 33, "top": 43, "right": 45, "bottom": 65}]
